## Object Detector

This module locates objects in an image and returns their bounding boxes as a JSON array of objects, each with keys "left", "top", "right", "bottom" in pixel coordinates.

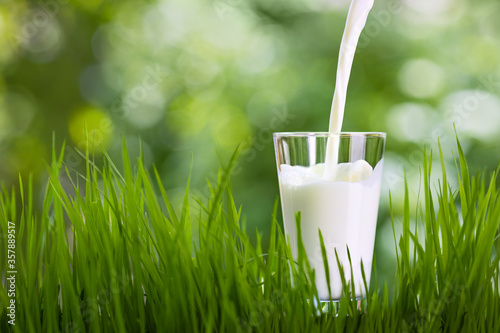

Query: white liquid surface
[{"left": 279, "top": 160, "right": 383, "bottom": 300}]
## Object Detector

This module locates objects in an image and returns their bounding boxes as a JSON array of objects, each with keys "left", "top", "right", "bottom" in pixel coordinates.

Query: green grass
[{"left": 1, "top": 137, "right": 499, "bottom": 332}]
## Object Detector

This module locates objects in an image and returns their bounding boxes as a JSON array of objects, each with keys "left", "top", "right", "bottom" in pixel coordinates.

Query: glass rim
[{"left": 273, "top": 132, "right": 386, "bottom": 138}]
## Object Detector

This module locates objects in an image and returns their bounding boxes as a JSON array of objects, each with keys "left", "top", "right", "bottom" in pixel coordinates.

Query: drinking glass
[{"left": 273, "top": 132, "right": 386, "bottom": 300}]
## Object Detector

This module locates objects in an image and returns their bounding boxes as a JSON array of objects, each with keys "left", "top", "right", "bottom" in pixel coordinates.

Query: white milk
[
  {"left": 278, "top": 160, "right": 383, "bottom": 300},
  {"left": 277, "top": 0, "right": 379, "bottom": 300}
]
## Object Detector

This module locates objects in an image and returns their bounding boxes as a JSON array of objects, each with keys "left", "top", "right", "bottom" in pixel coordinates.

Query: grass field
[{"left": 1, "top": 138, "right": 499, "bottom": 332}]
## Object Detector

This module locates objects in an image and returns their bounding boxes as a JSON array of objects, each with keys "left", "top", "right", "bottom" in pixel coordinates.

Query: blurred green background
[{"left": 2, "top": 0, "right": 500, "bottom": 284}]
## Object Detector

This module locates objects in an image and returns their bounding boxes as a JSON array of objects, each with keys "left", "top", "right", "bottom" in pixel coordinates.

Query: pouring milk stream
[{"left": 324, "top": 0, "right": 374, "bottom": 180}]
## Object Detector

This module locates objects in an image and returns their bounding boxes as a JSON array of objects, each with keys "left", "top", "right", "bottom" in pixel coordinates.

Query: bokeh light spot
[
  {"left": 123, "top": 86, "right": 166, "bottom": 129},
  {"left": 387, "top": 103, "right": 438, "bottom": 142},
  {"left": 398, "top": 59, "right": 444, "bottom": 99},
  {"left": 21, "top": 9, "right": 64, "bottom": 63},
  {"left": 68, "top": 107, "right": 114, "bottom": 153},
  {"left": 144, "top": 2, "right": 191, "bottom": 48},
  {"left": 440, "top": 90, "right": 500, "bottom": 141}
]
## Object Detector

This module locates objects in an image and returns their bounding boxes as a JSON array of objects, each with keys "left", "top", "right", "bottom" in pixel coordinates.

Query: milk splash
[{"left": 324, "top": 0, "right": 375, "bottom": 180}]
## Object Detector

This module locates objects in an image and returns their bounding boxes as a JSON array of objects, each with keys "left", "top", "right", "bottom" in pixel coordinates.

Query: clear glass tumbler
[{"left": 273, "top": 132, "right": 386, "bottom": 300}]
